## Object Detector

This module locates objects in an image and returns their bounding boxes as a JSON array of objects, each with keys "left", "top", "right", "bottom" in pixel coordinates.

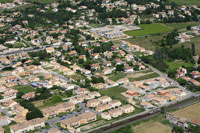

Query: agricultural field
[
  {"left": 100, "top": 86, "right": 128, "bottom": 104},
  {"left": 165, "top": 22, "right": 200, "bottom": 30},
  {"left": 133, "top": 120, "right": 172, "bottom": 133},
  {"left": 111, "top": 115, "right": 172, "bottom": 133},
  {"left": 171, "top": 102, "right": 200, "bottom": 120},
  {"left": 170, "top": 0, "right": 200, "bottom": 5},
  {"left": 124, "top": 24, "right": 172, "bottom": 36},
  {"left": 124, "top": 33, "right": 165, "bottom": 51}
]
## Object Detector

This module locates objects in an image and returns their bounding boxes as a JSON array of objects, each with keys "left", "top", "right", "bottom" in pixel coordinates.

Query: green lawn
[
  {"left": 129, "top": 73, "right": 159, "bottom": 81},
  {"left": 166, "top": 60, "right": 194, "bottom": 72},
  {"left": 165, "top": 22, "right": 200, "bottom": 30},
  {"left": 124, "top": 24, "right": 172, "bottom": 36},
  {"left": 13, "top": 42, "right": 25, "bottom": 48},
  {"left": 100, "top": 86, "right": 128, "bottom": 104},
  {"left": 108, "top": 72, "right": 126, "bottom": 81},
  {"left": 170, "top": 0, "right": 200, "bottom": 5},
  {"left": 15, "top": 86, "right": 35, "bottom": 93}
]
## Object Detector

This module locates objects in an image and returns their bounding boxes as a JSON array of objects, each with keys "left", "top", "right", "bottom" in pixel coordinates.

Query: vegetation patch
[
  {"left": 100, "top": 86, "right": 128, "bottom": 104},
  {"left": 129, "top": 73, "right": 159, "bottom": 81},
  {"left": 170, "top": 0, "right": 200, "bottom": 5},
  {"left": 124, "top": 24, "right": 172, "bottom": 36},
  {"left": 15, "top": 85, "right": 35, "bottom": 93},
  {"left": 0, "top": 0, "right": 13, "bottom": 3}
]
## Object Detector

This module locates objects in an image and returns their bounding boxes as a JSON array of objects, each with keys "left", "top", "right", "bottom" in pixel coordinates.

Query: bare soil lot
[{"left": 133, "top": 121, "right": 172, "bottom": 133}]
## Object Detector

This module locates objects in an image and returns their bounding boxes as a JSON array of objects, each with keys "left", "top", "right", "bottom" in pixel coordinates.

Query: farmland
[
  {"left": 171, "top": 102, "right": 200, "bottom": 120},
  {"left": 124, "top": 24, "right": 172, "bottom": 36},
  {"left": 165, "top": 22, "right": 200, "bottom": 30},
  {"left": 170, "top": 0, "right": 200, "bottom": 5}
]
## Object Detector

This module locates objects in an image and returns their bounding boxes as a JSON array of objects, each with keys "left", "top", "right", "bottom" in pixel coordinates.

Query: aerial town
[{"left": 0, "top": 0, "right": 200, "bottom": 133}]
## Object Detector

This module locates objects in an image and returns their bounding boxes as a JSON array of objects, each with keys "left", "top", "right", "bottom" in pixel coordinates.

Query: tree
[
  {"left": 172, "top": 126, "right": 184, "bottom": 133},
  {"left": 187, "top": 26, "right": 191, "bottom": 30},
  {"left": 116, "top": 64, "right": 124, "bottom": 71},
  {"left": 17, "top": 92, "right": 24, "bottom": 99},
  {"left": 191, "top": 43, "right": 196, "bottom": 56},
  {"left": 26, "top": 109, "right": 43, "bottom": 120}
]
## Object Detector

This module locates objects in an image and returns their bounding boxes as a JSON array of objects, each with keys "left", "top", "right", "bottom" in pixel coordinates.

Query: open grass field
[
  {"left": 15, "top": 85, "right": 35, "bottom": 93},
  {"left": 0, "top": 0, "right": 13, "bottom": 3},
  {"left": 124, "top": 24, "right": 172, "bottom": 36},
  {"left": 166, "top": 60, "right": 194, "bottom": 72},
  {"left": 124, "top": 33, "right": 165, "bottom": 51},
  {"left": 129, "top": 72, "right": 159, "bottom": 82},
  {"left": 108, "top": 72, "right": 126, "bottom": 81},
  {"left": 100, "top": 86, "right": 128, "bottom": 104},
  {"left": 165, "top": 22, "right": 200, "bottom": 30},
  {"left": 172, "top": 102, "right": 200, "bottom": 120},
  {"left": 170, "top": 0, "right": 200, "bottom": 5}
]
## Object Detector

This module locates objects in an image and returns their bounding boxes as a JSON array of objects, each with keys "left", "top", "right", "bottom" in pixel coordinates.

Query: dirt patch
[
  {"left": 133, "top": 121, "right": 172, "bottom": 133},
  {"left": 127, "top": 72, "right": 153, "bottom": 79},
  {"left": 32, "top": 100, "right": 44, "bottom": 107}
]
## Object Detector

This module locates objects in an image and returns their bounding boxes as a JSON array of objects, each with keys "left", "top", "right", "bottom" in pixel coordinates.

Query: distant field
[
  {"left": 0, "top": 0, "right": 13, "bottom": 3},
  {"left": 165, "top": 22, "right": 200, "bottom": 30},
  {"left": 27, "top": 0, "right": 59, "bottom": 3},
  {"left": 170, "top": 0, "right": 200, "bottom": 5},
  {"left": 172, "top": 102, "right": 200, "bottom": 120},
  {"left": 124, "top": 24, "right": 172, "bottom": 36}
]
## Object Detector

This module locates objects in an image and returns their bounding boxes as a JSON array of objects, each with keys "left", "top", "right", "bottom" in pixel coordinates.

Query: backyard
[{"left": 124, "top": 24, "right": 172, "bottom": 36}]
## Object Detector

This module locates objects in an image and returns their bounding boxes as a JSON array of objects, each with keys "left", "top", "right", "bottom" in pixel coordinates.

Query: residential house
[
  {"left": 101, "top": 112, "right": 111, "bottom": 120},
  {"left": 98, "top": 96, "right": 112, "bottom": 104},
  {"left": 10, "top": 118, "right": 46, "bottom": 133},
  {"left": 120, "top": 104, "right": 135, "bottom": 113},
  {"left": 60, "top": 111, "right": 96, "bottom": 129},
  {"left": 92, "top": 83, "right": 105, "bottom": 90},
  {"left": 22, "top": 92, "right": 35, "bottom": 100},
  {"left": 87, "top": 99, "right": 100, "bottom": 108},
  {"left": 141, "top": 101, "right": 153, "bottom": 109},
  {"left": 124, "top": 66, "right": 134, "bottom": 73},
  {"left": 96, "top": 103, "right": 110, "bottom": 112},
  {"left": 126, "top": 90, "right": 138, "bottom": 96},
  {"left": 41, "top": 102, "right": 75, "bottom": 118},
  {"left": 88, "top": 91, "right": 101, "bottom": 99},
  {"left": 108, "top": 100, "right": 122, "bottom": 108},
  {"left": 117, "top": 78, "right": 129, "bottom": 85},
  {"left": 109, "top": 108, "right": 123, "bottom": 118}
]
